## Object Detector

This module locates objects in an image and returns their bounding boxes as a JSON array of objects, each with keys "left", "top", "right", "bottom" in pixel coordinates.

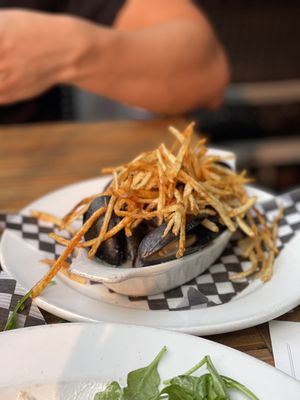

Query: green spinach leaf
[
  {"left": 160, "top": 383, "right": 194, "bottom": 400},
  {"left": 168, "top": 375, "right": 199, "bottom": 396},
  {"left": 94, "top": 381, "right": 123, "bottom": 400},
  {"left": 123, "top": 346, "right": 167, "bottom": 400},
  {"left": 205, "top": 356, "right": 229, "bottom": 399},
  {"left": 167, "top": 374, "right": 212, "bottom": 399},
  {"left": 93, "top": 347, "right": 259, "bottom": 400},
  {"left": 222, "top": 376, "right": 259, "bottom": 400}
]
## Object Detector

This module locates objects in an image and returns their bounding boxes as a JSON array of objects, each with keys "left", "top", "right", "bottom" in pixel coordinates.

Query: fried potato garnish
[{"left": 31, "top": 122, "right": 281, "bottom": 298}]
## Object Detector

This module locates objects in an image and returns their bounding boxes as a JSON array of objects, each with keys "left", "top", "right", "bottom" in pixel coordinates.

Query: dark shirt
[{"left": 0, "top": 0, "right": 126, "bottom": 124}]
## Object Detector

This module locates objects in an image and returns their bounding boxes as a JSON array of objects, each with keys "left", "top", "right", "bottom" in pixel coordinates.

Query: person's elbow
[{"left": 155, "top": 48, "right": 230, "bottom": 115}]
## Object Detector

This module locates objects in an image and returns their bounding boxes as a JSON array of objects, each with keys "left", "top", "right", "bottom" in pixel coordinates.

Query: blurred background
[
  {"left": 73, "top": 0, "right": 300, "bottom": 194},
  {"left": 192, "top": 0, "right": 300, "bottom": 194},
  {"left": 2, "top": 0, "right": 300, "bottom": 194}
]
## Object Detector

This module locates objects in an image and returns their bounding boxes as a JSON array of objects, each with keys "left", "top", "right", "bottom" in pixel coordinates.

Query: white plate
[
  {"left": 1, "top": 177, "right": 300, "bottom": 335},
  {"left": 0, "top": 322, "right": 299, "bottom": 399}
]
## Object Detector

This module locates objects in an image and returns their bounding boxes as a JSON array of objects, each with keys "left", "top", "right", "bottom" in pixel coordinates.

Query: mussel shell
[
  {"left": 125, "top": 221, "right": 155, "bottom": 266},
  {"left": 135, "top": 216, "right": 226, "bottom": 267},
  {"left": 83, "top": 196, "right": 126, "bottom": 266},
  {"left": 216, "top": 160, "right": 233, "bottom": 170}
]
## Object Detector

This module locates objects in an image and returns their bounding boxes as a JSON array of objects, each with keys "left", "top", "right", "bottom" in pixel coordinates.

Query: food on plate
[
  {"left": 81, "top": 195, "right": 227, "bottom": 268},
  {"left": 17, "top": 347, "right": 259, "bottom": 400},
  {"left": 4, "top": 123, "right": 281, "bottom": 330},
  {"left": 41, "top": 122, "right": 280, "bottom": 276},
  {"left": 94, "top": 347, "right": 259, "bottom": 399}
]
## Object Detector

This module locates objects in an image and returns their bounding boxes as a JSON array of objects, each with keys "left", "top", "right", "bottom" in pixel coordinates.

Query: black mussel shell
[
  {"left": 135, "top": 216, "right": 226, "bottom": 267},
  {"left": 83, "top": 196, "right": 126, "bottom": 266},
  {"left": 125, "top": 221, "right": 154, "bottom": 266},
  {"left": 216, "top": 160, "right": 232, "bottom": 170}
]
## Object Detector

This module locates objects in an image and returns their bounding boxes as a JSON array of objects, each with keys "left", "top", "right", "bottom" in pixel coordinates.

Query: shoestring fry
[{"left": 31, "top": 122, "right": 281, "bottom": 298}]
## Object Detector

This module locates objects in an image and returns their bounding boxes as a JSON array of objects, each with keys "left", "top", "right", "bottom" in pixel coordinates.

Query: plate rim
[
  {"left": 0, "top": 321, "right": 300, "bottom": 397},
  {"left": 1, "top": 177, "right": 300, "bottom": 336}
]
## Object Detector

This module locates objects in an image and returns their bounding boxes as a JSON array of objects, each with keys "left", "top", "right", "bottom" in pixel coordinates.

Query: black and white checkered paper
[
  {"left": 85, "top": 187, "right": 300, "bottom": 311},
  {"left": 0, "top": 188, "right": 299, "bottom": 324},
  {"left": 0, "top": 265, "right": 45, "bottom": 330}
]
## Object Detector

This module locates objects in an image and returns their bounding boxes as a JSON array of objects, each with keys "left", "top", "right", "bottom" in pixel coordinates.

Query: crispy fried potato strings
[{"left": 31, "top": 122, "right": 281, "bottom": 298}]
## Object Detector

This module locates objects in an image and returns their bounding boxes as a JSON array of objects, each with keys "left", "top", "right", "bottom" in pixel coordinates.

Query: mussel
[
  {"left": 84, "top": 196, "right": 226, "bottom": 268},
  {"left": 83, "top": 196, "right": 126, "bottom": 266},
  {"left": 135, "top": 216, "right": 225, "bottom": 267}
]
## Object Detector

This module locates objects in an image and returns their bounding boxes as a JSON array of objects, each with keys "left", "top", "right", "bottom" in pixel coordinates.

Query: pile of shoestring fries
[{"left": 31, "top": 122, "right": 281, "bottom": 298}]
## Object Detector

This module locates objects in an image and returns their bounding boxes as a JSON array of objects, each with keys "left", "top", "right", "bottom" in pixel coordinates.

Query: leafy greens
[
  {"left": 94, "top": 348, "right": 259, "bottom": 400},
  {"left": 4, "top": 289, "right": 32, "bottom": 331}
]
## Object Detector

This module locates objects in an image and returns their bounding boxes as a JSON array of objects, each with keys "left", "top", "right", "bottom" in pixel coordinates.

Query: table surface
[{"left": 1, "top": 118, "right": 299, "bottom": 367}]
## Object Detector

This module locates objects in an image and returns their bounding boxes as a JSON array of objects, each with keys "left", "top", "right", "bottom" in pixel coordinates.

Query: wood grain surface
[{"left": 1, "top": 118, "right": 299, "bottom": 367}]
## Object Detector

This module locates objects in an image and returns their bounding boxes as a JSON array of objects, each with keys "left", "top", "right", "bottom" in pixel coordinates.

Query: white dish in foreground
[
  {"left": 1, "top": 177, "right": 300, "bottom": 335},
  {"left": 0, "top": 322, "right": 299, "bottom": 399}
]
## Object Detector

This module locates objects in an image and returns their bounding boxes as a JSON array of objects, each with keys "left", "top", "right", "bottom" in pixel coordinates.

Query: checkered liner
[
  {"left": 0, "top": 188, "right": 300, "bottom": 316},
  {"left": 82, "top": 187, "right": 300, "bottom": 311},
  {"left": 0, "top": 215, "right": 58, "bottom": 330},
  {"left": 0, "top": 266, "right": 45, "bottom": 330}
]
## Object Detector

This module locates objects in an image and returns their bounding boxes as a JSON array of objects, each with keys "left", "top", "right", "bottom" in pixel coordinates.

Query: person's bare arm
[
  {"left": 113, "top": 0, "right": 229, "bottom": 111},
  {"left": 0, "top": 1, "right": 229, "bottom": 113}
]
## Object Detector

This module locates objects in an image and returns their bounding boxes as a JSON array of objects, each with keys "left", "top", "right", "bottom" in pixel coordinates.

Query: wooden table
[{"left": 1, "top": 118, "right": 299, "bottom": 366}]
